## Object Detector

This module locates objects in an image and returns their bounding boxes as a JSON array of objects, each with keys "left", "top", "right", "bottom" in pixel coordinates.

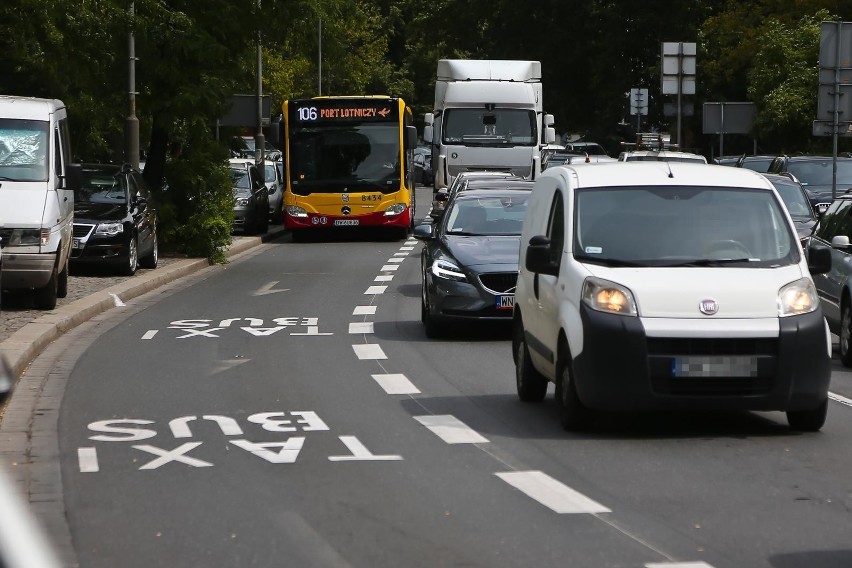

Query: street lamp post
[{"left": 125, "top": 0, "right": 140, "bottom": 170}]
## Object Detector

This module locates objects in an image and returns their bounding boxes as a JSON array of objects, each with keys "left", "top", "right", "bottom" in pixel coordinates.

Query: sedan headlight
[
  {"left": 235, "top": 197, "right": 250, "bottom": 207},
  {"left": 286, "top": 205, "right": 308, "bottom": 218},
  {"left": 778, "top": 277, "right": 819, "bottom": 317},
  {"left": 384, "top": 203, "right": 407, "bottom": 217},
  {"left": 95, "top": 222, "right": 124, "bottom": 236},
  {"left": 432, "top": 258, "right": 467, "bottom": 282},
  {"left": 581, "top": 276, "right": 638, "bottom": 316}
]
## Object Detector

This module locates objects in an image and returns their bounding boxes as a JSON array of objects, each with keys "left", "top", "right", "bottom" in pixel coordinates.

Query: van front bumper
[
  {"left": 571, "top": 305, "right": 831, "bottom": 413},
  {"left": 0, "top": 252, "right": 55, "bottom": 289}
]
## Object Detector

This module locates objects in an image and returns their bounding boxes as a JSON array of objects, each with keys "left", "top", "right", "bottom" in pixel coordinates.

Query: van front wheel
[
  {"left": 34, "top": 264, "right": 58, "bottom": 310},
  {"left": 556, "top": 344, "right": 595, "bottom": 431},
  {"left": 787, "top": 398, "right": 828, "bottom": 432},
  {"left": 514, "top": 330, "right": 547, "bottom": 402}
]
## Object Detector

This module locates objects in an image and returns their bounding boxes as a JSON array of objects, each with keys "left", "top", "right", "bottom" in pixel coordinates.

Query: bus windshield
[{"left": 290, "top": 123, "right": 400, "bottom": 194}]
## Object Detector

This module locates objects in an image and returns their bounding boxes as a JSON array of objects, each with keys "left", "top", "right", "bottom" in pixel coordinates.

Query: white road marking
[
  {"left": 387, "top": 257, "right": 405, "bottom": 263},
  {"left": 646, "top": 563, "right": 715, "bottom": 568},
  {"left": 328, "top": 436, "right": 403, "bottom": 461},
  {"left": 252, "top": 281, "right": 289, "bottom": 296},
  {"left": 134, "top": 442, "right": 213, "bottom": 470},
  {"left": 364, "top": 285, "right": 387, "bottom": 295},
  {"left": 829, "top": 391, "right": 852, "bottom": 408},
  {"left": 380, "top": 264, "right": 400, "bottom": 271},
  {"left": 290, "top": 326, "right": 333, "bottom": 336},
  {"left": 352, "top": 344, "right": 387, "bottom": 360},
  {"left": 349, "top": 322, "right": 375, "bottom": 334},
  {"left": 414, "top": 415, "right": 489, "bottom": 444},
  {"left": 400, "top": 246, "right": 415, "bottom": 251},
  {"left": 141, "top": 330, "right": 158, "bottom": 340},
  {"left": 495, "top": 471, "right": 611, "bottom": 514},
  {"left": 353, "top": 306, "right": 377, "bottom": 315},
  {"left": 374, "top": 275, "right": 394, "bottom": 282},
  {"left": 78, "top": 448, "right": 99, "bottom": 473},
  {"left": 393, "top": 252, "right": 408, "bottom": 257},
  {"left": 371, "top": 373, "right": 420, "bottom": 394},
  {"left": 405, "top": 240, "right": 416, "bottom": 245},
  {"left": 230, "top": 438, "right": 305, "bottom": 463}
]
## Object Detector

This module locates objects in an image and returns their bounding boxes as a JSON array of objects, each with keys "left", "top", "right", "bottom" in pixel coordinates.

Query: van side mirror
[
  {"left": 525, "top": 235, "right": 559, "bottom": 276},
  {"left": 808, "top": 245, "right": 832, "bottom": 276},
  {"left": 63, "top": 163, "right": 82, "bottom": 191}
]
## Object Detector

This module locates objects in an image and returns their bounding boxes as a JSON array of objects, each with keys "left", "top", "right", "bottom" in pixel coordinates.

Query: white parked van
[
  {"left": 513, "top": 162, "right": 833, "bottom": 431},
  {"left": 0, "top": 96, "right": 80, "bottom": 309}
]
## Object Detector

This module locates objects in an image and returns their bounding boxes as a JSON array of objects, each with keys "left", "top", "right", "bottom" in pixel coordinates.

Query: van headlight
[
  {"left": 286, "top": 205, "right": 308, "bottom": 218},
  {"left": 432, "top": 258, "right": 466, "bottom": 282},
  {"left": 384, "top": 203, "right": 407, "bottom": 216},
  {"left": 582, "top": 277, "right": 638, "bottom": 316},
  {"left": 778, "top": 278, "right": 819, "bottom": 317},
  {"left": 96, "top": 223, "right": 124, "bottom": 236},
  {"left": 6, "top": 229, "right": 49, "bottom": 246}
]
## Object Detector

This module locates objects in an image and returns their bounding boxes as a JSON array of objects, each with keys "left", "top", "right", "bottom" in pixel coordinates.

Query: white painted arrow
[{"left": 252, "top": 281, "right": 290, "bottom": 296}]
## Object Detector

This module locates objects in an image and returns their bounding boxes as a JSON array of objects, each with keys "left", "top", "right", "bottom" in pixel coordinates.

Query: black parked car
[
  {"left": 414, "top": 188, "right": 530, "bottom": 338},
  {"left": 767, "top": 155, "right": 852, "bottom": 214},
  {"left": 71, "top": 164, "right": 158, "bottom": 275},
  {"left": 229, "top": 159, "right": 269, "bottom": 234}
]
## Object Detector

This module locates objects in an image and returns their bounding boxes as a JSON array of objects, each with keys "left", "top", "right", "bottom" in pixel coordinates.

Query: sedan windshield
[
  {"left": 445, "top": 195, "right": 528, "bottom": 236},
  {"left": 770, "top": 179, "right": 813, "bottom": 219},
  {"left": 787, "top": 160, "right": 852, "bottom": 186},
  {"left": 575, "top": 186, "right": 798, "bottom": 268},
  {"left": 79, "top": 172, "right": 127, "bottom": 203},
  {"left": 230, "top": 168, "right": 251, "bottom": 190}
]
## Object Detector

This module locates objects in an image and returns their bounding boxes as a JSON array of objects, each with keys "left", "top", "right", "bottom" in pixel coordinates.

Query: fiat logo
[
  {"left": 699, "top": 299, "right": 719, "bottom": 315},
  {"left": 341, "top": 206, "right": 351, "bottom": 215},
  {"left": 342, "top": 193, "right": 350, "bottom": 203}
]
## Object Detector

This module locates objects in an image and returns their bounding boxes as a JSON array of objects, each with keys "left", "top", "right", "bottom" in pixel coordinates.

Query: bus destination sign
[{"left": 291, "top": 100, "right": 397, "bottom": 123}]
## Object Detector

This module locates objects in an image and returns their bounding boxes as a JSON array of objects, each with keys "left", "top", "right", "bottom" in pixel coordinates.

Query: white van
[
  {"left": 0, "top": 96, "right": 80, "bottom": 309},
  {"left": 513, "top": 162, "right": 833, "bottom": 431}
]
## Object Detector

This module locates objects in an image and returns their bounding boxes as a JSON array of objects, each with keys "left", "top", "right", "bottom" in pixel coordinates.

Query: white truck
[{"left": 423, "top": 59, "right": 555, "bottom": 191}]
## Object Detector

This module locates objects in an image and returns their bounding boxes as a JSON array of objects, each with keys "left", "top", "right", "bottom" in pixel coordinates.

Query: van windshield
[
  {"left": 0, "top": 119, "right": 49, "bottom": 182},
  {"left": 574, "top": 186, "right": 798, "bottom": 268}
]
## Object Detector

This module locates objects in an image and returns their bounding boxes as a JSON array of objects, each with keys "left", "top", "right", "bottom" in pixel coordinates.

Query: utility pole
[
  {"left": 125, "top": 0, "right": 140, "bottom": 170},
  {"left": 255, "top": 0, "right": 265, "bottom": 184}
]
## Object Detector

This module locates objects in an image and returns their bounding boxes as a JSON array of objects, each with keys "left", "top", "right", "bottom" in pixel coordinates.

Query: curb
[{"left": 0, "top": 230, "right": 284, "bottom": 381}]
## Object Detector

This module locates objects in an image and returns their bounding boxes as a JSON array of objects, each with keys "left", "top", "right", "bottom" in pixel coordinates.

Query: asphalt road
[{"left": 7, "top": 187, "right": 852, "bottom": 567}]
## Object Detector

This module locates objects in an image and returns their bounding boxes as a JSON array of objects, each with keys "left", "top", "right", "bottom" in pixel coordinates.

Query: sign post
[
  {"left": 661, "top": 42, "right": 696, "bottom": 148},
  {"left": 816, "top": 21, "right": 852, "bottom": 201},
  {"left": 629, "top": 88, "right": 648, "bottom": 132}
]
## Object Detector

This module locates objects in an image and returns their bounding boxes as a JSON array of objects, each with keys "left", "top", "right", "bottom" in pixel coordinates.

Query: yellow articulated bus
[{"left": 282, "top": 96, "right": 418, "bottom": 240}]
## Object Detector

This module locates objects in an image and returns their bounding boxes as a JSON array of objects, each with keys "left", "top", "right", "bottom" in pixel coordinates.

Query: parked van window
[{"left": 0, "top": 118, "right": 49, "bottom": 182}]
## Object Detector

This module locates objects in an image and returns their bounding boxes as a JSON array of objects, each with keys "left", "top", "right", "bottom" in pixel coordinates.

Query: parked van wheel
[
  {"left": 57, "top": 257, "right": 68, "bottom": 298},
  {"left": 34, "top": 264, "right": 58, "bottom": 310},
  {"left": 514, "top": 322, "right": 547, "bottom": 402},
  {"left": 787, "top": 398, "right": 828, "bottom": 432},
  {"left": 556, "top": 343, "right": 595, "bottom": 431}
]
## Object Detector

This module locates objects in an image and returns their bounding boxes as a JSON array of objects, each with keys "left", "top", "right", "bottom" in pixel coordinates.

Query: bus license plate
[
  {"left": 496, "top": 295, "right": 514, "bottom": 310},
  {"left": 334, "top": 219, "right": 359, "bottom": 226}
]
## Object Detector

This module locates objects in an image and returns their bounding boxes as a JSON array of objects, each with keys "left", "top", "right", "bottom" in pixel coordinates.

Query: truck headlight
[
  {"left": 286, "top": 205, "right": 308, "bottom": 218},
  {"left": 582, "top": 277, "right": 638, "bottom": 316},
  {"left": 778, "top": 278, "right": 819, "bottom": 317},
  {"left": 95, "top": 223, "right": 124, "bottom": 236},
  {"left": 384, "top": 203, "right": 407, "bottom": 216},
  {"left": 432, "top": 258, "right": 466, "bottom": 282}
]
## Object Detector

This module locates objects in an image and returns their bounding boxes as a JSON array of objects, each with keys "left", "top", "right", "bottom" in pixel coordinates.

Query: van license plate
[
  {"left": 496, "top": 295, "right": 515, "bottom": 310},
  {"left": 334, "top": 219, "right": 359, "bottom": 226},
  {"left": 671, "top": 356, "right": 758, "bottom": 378}
]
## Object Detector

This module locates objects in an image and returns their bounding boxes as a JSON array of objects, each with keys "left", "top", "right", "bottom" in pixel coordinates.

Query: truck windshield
[
  {"left": 290, "top": 123, "right": 401, "bottom": 194},
  {"left": 0, "top": 119, "right": 49, "bottom": 182},
  {"left": 574, "top": 186, "right": 798, "bottom": 268},
  {"left": 442, "top": 109, "right": 536, "bottom": 147}
]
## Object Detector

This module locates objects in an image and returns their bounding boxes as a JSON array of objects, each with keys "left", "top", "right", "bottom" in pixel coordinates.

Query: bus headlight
[
  {"left": 384, "top": 203, "right": 407, "bottom": 217},
  {"left": 778, "top": 278, "right": 819, "bottom": 317},
  {"left": 286, "top": 205, "right": 308, "bottom": 218}
]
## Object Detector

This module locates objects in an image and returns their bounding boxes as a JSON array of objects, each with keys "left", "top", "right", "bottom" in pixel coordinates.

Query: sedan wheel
[
  {"left": 140, "top": 229, "right": 158, "bottom": 269},
  {"left": 841, "top": 302, "right": 852, "bottom": 367},
  {"left": 122, "top": 236, "right": 138, "bottom": 276},
  {"left": 421, "top": 270, "right": 440, "bottom": 338}
]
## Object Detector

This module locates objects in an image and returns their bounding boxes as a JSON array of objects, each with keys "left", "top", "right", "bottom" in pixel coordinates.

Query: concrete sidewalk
[{"left": 0, "top": 228, "right": 286, "bottom": 381}]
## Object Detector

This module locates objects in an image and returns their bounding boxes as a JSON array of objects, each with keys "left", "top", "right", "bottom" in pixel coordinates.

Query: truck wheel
[
  {"left": 57, "top": 256, "right": 68, "bottom": 298},
  {"left": 556, "top": 342, "right": 595, "bottom": 431},
  {"left": 787, "top": 398, "right": 828, "bottom": 431},
  {"left": 514, "top": 328, "right": 548, "bottom": 402},
  {"left": 34, "top": 264, "right": 58, "bottom": 310}
]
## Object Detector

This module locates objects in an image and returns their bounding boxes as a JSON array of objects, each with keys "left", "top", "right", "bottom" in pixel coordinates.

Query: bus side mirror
[{"left": 406, "top": 126, "right": 418, "bottom": 149}]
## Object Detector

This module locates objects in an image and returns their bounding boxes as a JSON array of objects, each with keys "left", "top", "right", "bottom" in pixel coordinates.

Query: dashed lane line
[
  {"left": 495, "top": 471, "right": 611, "bottom": 514},
  {"left": 352, "top": 344, "right": 387, "bottom": 360},
  {"left": 348, "top": 322, "right": 374, "bottom": 334},
  {"left": 371, "top": 373, "right": 420, "bottom": 395},
  {"left": 414, "top": 415, "right": 490, "bottom": 444}
]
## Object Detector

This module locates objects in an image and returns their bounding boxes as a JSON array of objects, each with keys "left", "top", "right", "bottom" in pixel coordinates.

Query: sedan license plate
[
  {"left": 496, "top": 295, "right": 515, "bottom": 310},
  {"left": 334, "top": 219, "right": 359, "bottom": 226},
  {"left": 72, "top": 238, "right": 83, "bottom": 249},
  {"left": 671, "top": 356, "right": 758, "bottom": 378}
]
